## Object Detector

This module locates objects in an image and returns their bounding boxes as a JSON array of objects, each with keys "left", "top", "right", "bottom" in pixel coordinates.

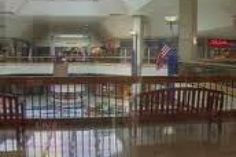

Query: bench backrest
[
  {"left": 0, "top": 94, "right": 24, "bottom": 121},
  {"left": 137, "top": 87, "right": 224, "bottom": 116}
]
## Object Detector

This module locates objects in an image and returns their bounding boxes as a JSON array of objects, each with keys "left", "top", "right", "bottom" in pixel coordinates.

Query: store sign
[{"left": 208, "top": 39, "right": 236, "bottom": 48}]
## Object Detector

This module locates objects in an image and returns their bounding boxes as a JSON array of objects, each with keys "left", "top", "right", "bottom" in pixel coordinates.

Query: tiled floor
[
  {"left": 132, "top": 123, "right": 236, "bottom": 157},
  {"left": 0, "top": 122, "right": 236, "bottom": 157}
]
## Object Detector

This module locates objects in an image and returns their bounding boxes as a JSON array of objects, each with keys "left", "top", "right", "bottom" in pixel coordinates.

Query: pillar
[
  {"left": 0, "top": 1, "right": 6, "bottom": 38},
  {"left": 178, "top": 0, "right": 198, "bottom": 62},
  {"left": 131, "top": 15, "right": 144, "bottom": 76},
  {"left": 131, "top": 15, "right": 144, "bottom": 97},
  {"left": 130, "top": 16, "right": 144, "bottom": 141},
  {"left": 204, "top": 38, "right": 209, "bottom": 58}
]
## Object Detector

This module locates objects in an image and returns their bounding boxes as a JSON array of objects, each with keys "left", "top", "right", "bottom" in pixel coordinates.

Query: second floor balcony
[{"left": 0, "top": 55, "right": 235, "bottom": 76}]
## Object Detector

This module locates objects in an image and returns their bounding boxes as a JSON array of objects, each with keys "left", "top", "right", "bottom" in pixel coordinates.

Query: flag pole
[{"left": 165, "top": 16, "right": 178, "bottom": 76}]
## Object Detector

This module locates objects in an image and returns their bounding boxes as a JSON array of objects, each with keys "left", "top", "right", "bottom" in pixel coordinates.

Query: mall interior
[{"left": 0, "top": 0, "right": 236, "bottom": 157}]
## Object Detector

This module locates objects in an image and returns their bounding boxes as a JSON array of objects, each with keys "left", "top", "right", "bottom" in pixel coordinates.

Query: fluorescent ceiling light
[
  {"left": 129, "top": 30, "right": 137, "bottom": 36},
  {"left": 164, "top": 16, "right": 178, "bottom": 22}
]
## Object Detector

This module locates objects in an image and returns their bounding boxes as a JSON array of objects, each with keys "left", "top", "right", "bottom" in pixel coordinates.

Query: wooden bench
[
  {"left": 0, "top": 93, "right": 24, "bottom": 125},
  {"left": 133, "top": 87, "right": 224, "bottom": 124}
]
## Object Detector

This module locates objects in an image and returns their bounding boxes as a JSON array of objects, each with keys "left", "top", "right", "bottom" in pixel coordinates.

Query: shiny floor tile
[{"left": 0, "top": 122, "right": 236, "bottom": 157}]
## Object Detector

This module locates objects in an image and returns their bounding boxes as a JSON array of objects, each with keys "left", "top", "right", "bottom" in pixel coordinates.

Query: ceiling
[{"left": 1, "top": 0, "right": 236, "bottom": 39}]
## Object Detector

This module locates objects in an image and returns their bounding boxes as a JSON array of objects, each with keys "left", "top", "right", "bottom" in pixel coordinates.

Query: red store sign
[{"left": 208, "top": 39, "right": 236, "bottom": 48}]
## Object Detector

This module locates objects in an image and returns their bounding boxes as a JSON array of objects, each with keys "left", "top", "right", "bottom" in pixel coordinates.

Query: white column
[
  {"left": 132, "top": 15, "right": 144, "bottom": 76},
  {"left": 178, "top": 0, "right": 198, "bottom": 62},
  {"left": 130, "top": 16, "right": 144, "bottom": 135},
  {"left": 0, "top": 1, "right": 6, "bottom": 38}
]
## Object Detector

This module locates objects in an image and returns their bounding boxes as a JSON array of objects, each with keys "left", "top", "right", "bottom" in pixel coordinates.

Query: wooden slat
[
  {"left": 201, "top": 90, "right": 206, "bottom": 112},
  {"left": 191, "top": 89, "right": 196, "bottom": 113},
  {"left": 3, "top": 96, "right": 6, "bottom": 120},
  {"left": 0, "top": 94, "right": 23, "bottom": 123},
  {"left": 181, "top": 89, "right": 186, "bottom": 112},
  {"left": 156, "top": 90, "right": 160, "bottom": 114},
  {"left": 160, "top": 90, "right": 165, "bottom": 113},
  {"left": 196, "top": 88, "right": 201, "bottom": 113},
  {"left": 176, "top": 89, "right": 181, "bottom": 112},
  {"left": 186, "top": 89, "right": 190, "bottom": 112},
  {"left": 192, "top": 82, "right": 236, "bottom": 97},
  {"left": 9, "top": 97, "right": 13, "bottom": 120}
]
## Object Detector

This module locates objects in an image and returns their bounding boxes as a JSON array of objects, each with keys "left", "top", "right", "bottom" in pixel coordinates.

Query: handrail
[
  {"left": 0, "top": 55, "right": 156, "bottom": 64},
  {"left": 1, "top": 55, "right": 132, "bottom": 61},
  {"left": 184, "top": 60, "right": 236, "bottom": 69}
]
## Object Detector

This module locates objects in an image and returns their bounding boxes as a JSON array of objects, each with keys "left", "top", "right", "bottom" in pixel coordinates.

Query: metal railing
[
  {"left": 0, "top": 48, "right": 157, "bottom": 64},
  {"left": 0, "top": 56, "right": 157, "bottom": 64}
]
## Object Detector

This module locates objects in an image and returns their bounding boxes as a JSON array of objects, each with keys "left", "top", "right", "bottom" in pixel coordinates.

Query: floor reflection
[
  {"left": 0, "top": 122, "right": 236, "bottom": 157},
  {"left": 26, "top": 129, "right": 123, "bottom": 157}
]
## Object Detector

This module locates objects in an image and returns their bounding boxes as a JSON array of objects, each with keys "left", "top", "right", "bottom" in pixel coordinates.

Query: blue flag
[{"left": 167, "top": 48, "right": 178, "bottom": 76}]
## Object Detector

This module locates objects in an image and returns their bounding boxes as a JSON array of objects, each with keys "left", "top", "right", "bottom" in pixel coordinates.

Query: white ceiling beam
[
  {"left": 0, "top": 0, "right": 28, "bottom": 15},
  {"left": 121, "top": 0, "right": 153, "bottom": 14}
]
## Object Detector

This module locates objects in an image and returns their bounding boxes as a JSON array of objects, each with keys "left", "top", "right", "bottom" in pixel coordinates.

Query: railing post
[{"left": 147, "top": 48, "right": 151, "bottom": 64}]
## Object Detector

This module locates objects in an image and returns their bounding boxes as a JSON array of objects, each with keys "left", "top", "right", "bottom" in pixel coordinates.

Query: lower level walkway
[{"left": 0, "top": 122, "right": 235, "bottom": 157}]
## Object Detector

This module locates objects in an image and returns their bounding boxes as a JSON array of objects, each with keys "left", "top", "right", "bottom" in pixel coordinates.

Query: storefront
[
  {"left": 0, "top": 38, "right": 31, "bottom": 60},
  {"left": 208, "top": 39, "right": 236, "bottom": 59},
  {"left": 52, "top": 34, "right": 91, "bottom": 61}
]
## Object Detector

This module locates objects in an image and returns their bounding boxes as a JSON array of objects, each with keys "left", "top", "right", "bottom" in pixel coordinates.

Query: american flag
[{"left": 155, "top": 44, "right": 171, "bottom": 69}]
